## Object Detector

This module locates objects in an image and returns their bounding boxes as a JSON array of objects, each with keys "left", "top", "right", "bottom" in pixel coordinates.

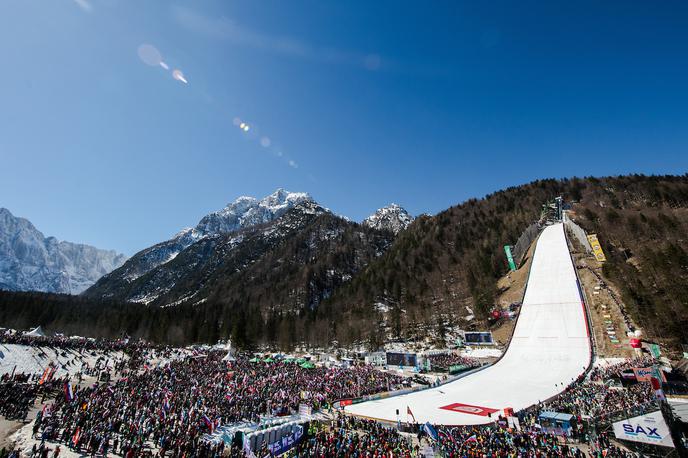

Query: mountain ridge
[{"left": 2, "top": 175, "right": 686, "bottom": 352}]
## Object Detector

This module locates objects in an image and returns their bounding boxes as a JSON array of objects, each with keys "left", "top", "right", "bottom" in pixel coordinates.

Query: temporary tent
[{"left": 24, "top": 326, "right": 46, "bottom": 337}]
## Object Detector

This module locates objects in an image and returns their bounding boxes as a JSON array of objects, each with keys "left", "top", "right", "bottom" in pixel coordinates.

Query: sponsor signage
[
  {"left": 587, "top": 234, "right": 607, "bottom": 262},
  {"left": 448, "top": 364, "right": 470, "bottom": 375},
  {"left": 439, "top": 402, "right": 499, "bottom": 417},
  {"left": 613, "top": 410, "right": 674, "bottom": 448},
  {"left": 504, "top": 245, "right": 517, "bottom": 271},
  {"left": 633, "top": 367, "right": 666, "bottom": 383},
  {"left": 267, "top": 425, "right": 304, "bottom": 455}
]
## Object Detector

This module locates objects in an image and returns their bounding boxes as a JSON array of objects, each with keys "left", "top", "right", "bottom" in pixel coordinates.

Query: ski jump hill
[{"left": 345, "top": 222, "right": 592, "bottom": 425}]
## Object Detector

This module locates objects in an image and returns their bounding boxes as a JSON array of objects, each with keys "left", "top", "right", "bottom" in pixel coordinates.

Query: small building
[{"left": 538, "top": 411, "right": 574, "bottom": 436}]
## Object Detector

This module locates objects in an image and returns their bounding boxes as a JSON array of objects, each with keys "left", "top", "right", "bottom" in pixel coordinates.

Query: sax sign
[{"left": 613, "top": 410, "right": 674, "bottom": 448}]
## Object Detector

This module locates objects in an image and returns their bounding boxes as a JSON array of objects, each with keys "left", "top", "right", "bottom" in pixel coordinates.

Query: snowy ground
[
  {"left": 0, "top": 344, "right": 127, "bottom": 380},
  {"left": 345, "top": 223, "right": 592, "bottom": 425}
]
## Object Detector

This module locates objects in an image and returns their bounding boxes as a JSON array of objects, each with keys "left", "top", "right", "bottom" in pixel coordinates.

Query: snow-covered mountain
[
  {"left": 363, "top": 204, "right": 414, "bottom": 234},
  {"left": 85, "top": 189, "right": 313, "bottom": 288},
  {"left": 85, "top": 197, "right": 395, "bottom": 309},
  {"left": 0, "top": 208, "right": 127, "bottom": 294}
]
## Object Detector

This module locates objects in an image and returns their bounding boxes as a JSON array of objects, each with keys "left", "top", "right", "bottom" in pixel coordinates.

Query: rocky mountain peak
[{"left": 363, "top": 203, "right": 414, "bottom": 234}]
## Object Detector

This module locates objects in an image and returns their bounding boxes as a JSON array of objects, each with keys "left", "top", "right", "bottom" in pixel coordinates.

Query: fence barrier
[{"left": 512, "top": 222, "right": 541, "bottom": 267}]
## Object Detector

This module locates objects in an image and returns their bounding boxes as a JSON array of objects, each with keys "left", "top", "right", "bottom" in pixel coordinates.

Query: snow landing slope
[{"left": 345, "top": 223, "right": 591, "bottom": 425}]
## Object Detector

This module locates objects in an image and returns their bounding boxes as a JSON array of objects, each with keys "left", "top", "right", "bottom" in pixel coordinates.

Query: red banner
[{"left": 440, "top": 403, "right": 499, "bottom": 417}]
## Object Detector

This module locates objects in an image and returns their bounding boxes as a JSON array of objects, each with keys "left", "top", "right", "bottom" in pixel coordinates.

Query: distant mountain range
[
  {"left": 2, "top": 190, "right": 413, "bottom": 303},
  {"left": 7, "top": 175, "right": 686, "bottom": 351},
  {"left": 0, "top": 208, "right": 127, "bottom": 294}
]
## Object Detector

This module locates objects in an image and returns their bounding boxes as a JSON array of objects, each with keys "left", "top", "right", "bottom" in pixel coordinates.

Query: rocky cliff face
[{"left": 0, "top": 208, "right": 127, "bottom": 294}]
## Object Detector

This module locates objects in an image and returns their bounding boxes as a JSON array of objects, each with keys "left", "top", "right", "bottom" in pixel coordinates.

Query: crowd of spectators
[
  {"left": 0, "top": 379, "right": 38, "bottom": 421},
  {"left": 425, "top": 354, "right": 481, "bottom": 372},
  {"left": 282, "top": 415, "right": 419, "bottom": 457},
  {"left": 0, "top": 332, "right": 667, "bottom": 457},
  {"left": 587, "top": 357, "right": 655, "bottom": 382},
  {"left": 0, "top": 333, "right": 132, "bottom": 353},
  {"left": 31, "top": 352, "right": 409, "bottom": 457},
  {"left": 531, "top": 358, "right": 658, "bottom": 422},
  {"left": 434, "top": 424, "right": 588, "bottom": 458}
]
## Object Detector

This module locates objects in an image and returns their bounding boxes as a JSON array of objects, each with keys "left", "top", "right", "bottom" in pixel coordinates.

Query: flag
[
  {"left": 64, "top": 382, "right": 74, "bottom": 402},
  {"left": 71, "top": 427, "right": 81, "bottom": 446},
  {"left": 202, "top": 414, "right": 214, "bottom": 433},
  {"left": 407, "top": 406, "right": 417, "bottom": 423},
  {"left": 465, "top": 435, "right": 477, "bottom": 443},
  {"left": 423, "top": 422, "right": 439, "bottom": 441},
  {"left": 39, "top": 367, "right": 51, "bottom": 385},
  {"left": 650, "top": 377, "right": 666, "bottom": 401}
]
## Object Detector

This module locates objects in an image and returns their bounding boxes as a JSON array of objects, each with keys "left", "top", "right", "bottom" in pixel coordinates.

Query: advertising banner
[
  {"left": 633, "top": 367, "right": 666, "bottom": 383},
  {"left": 504, "top": 245, "right": 517, "bottom": 271},
  {"left": 587, "top": 234, "right": 607, "bottom": 262},
  {"left": 267, "top": 425, "right": 304, "bottom": 455},
  {"left": 448, "top": 364, "right": 469, "bottom": 375},
  {"left": 613, "top": 410, "right": 674, "bottom": 448}
]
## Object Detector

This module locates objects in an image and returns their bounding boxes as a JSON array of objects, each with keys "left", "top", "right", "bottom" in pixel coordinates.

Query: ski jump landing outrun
[{"left": 345, "top": 222, "right": 592, "bottom": 425}]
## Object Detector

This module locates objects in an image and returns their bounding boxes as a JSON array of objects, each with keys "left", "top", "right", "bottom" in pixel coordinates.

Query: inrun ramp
[{"left": 345, "top": 223, "right": 591, "bottom": 425}]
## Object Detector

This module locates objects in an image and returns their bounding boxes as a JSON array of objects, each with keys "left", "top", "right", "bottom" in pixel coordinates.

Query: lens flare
[
  {"left": 172, "top": 69, "right": 188, "bottom": 84},
  {"left": 137, "top": 44, "right": 162, "bottom": 67}
]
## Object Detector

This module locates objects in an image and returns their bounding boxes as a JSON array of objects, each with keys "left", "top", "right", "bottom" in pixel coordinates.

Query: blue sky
[{"left": 1, "top": 0, "right": 687, "bottom": 255}]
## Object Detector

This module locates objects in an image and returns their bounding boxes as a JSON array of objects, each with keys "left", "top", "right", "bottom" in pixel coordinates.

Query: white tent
[
  {"left": 24, "top": 326, "right": 46, "bottom": 337},
  {"left": 222, "top": 351, "right": 236, "bottom": 362}
]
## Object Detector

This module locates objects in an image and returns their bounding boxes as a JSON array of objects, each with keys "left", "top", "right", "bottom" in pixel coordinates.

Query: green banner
[
  {"left": 504, "top": 245, "right": 517, "bottom": 271},
  {"left": 650, "top": 344, "right": 661, "bottom": 359},
  {"left": 449, "top": 364, "right": 469, "bottom": 375}
]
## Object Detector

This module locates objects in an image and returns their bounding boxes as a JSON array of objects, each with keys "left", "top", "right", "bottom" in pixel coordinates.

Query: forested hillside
[
  {"left": 567, "top": 175, "right": 688, "bottom": 350},
  {"left": 1, "top": 175, "right": 686, "bottom": 351},
  {"left": 319, "top": 174, "right": 688, "bottom": 350}
]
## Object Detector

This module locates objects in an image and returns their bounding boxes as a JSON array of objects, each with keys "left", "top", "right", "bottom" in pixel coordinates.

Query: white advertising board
[{"left": 613, "top": 410, "right": 674, "bottom": 448}]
